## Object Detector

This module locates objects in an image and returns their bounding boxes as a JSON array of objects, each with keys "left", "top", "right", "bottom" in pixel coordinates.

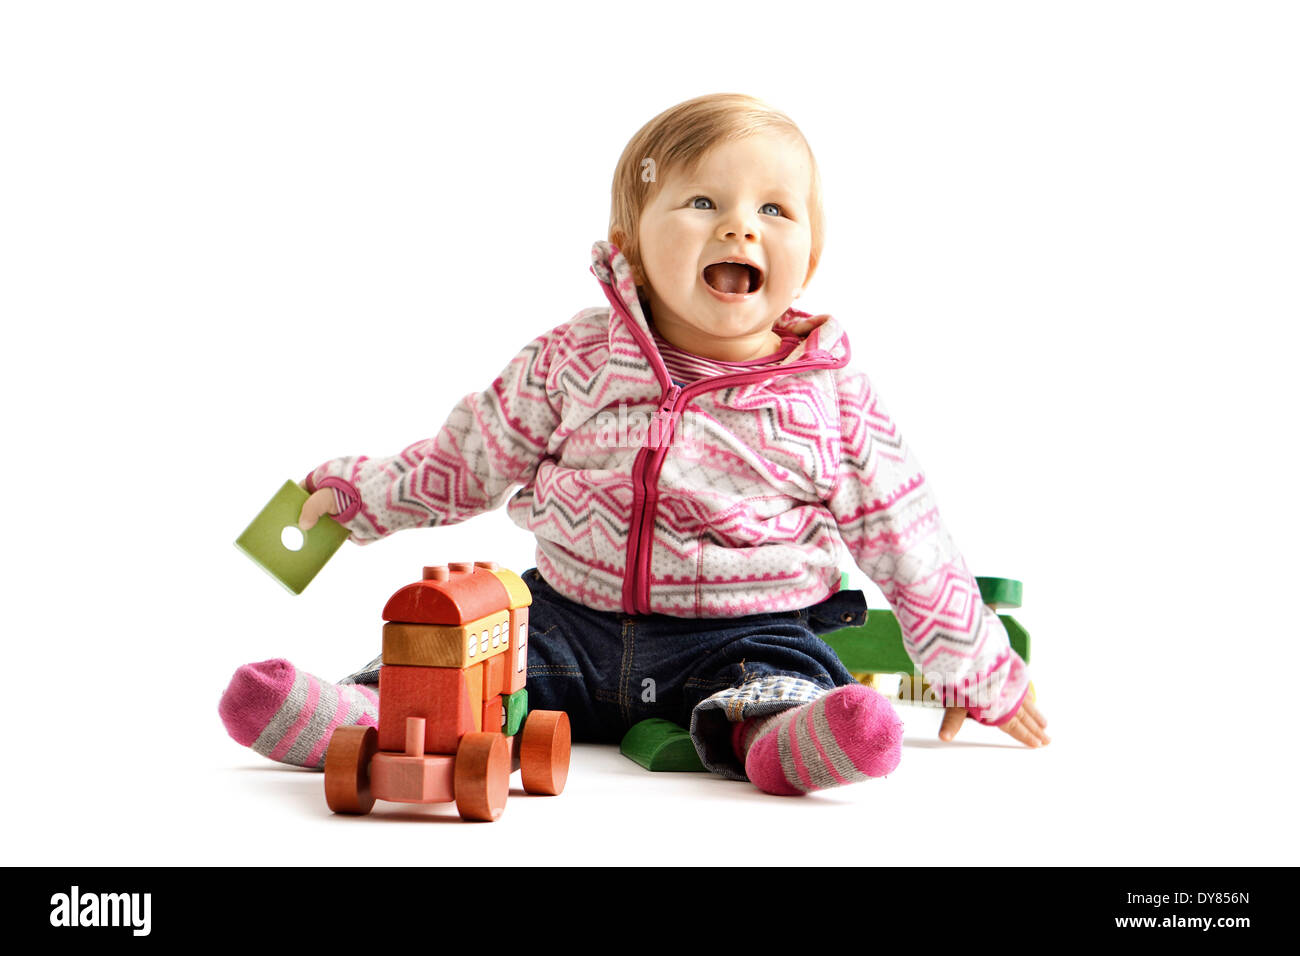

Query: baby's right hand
[{"left": 297, "top": 480, "right": 341, "bottom": 531}]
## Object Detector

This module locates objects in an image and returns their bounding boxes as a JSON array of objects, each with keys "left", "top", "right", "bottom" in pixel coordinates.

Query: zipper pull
[
  {"left": 649, "top": 384, "right": 682, "bottom": 449},
  {"left": 660, "top": 384, "right": 682, "bottom": 414}
]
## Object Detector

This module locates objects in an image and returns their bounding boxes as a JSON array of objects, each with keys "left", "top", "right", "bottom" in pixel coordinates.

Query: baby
[{"left": 221, "top": 93, "right": 1048, "bottom": 794}]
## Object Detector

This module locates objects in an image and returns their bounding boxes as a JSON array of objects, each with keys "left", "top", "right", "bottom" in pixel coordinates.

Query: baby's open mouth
[{"left": 703, "top": 261, "right": 764, "bottom": 295}]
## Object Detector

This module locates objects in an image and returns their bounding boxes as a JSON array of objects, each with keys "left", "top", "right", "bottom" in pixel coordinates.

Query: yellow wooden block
[
  {"left": 853, "top": 673, "right": 903, "bottom": 699},
  {"left": 486, "top": 566, "right": 533, "bottom": 610},
  {"left": 382, "top": 610, "right": 510, "bottom": 668}
]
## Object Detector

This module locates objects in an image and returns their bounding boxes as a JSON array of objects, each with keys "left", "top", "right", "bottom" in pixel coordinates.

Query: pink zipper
[{"left": 622, "top": 382, "right": 679, "bottom": 611}]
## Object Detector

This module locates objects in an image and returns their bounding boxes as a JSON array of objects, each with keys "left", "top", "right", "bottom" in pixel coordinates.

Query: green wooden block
[
  {"left": 620, "top": 718, "right": 706, "bottom": 772},
  {"left": 821, "top": 610, "right": 912, "bottom": 673},
  {"left": 504, "top": 688, "right": 528, "bottom": 737},
  {"left": 823, "top": 610, "right": 1032, "bottom": 672},
  {"left": 975, "top": 576, "right": 1023, "bottom": 609},
  {"left": 999, "top": 614, "right": 1031, "bottom": 664},
  {"left": 234, "top": 480, "right": 349, "bottom": 594}
]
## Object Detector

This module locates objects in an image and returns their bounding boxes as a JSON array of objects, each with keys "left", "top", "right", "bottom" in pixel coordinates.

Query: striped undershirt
[{"left": 649, "top": 324, "right": 798, "bottom": 385}]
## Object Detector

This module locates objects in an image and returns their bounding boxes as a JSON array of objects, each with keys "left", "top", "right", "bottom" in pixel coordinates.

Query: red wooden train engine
[{"left": 323, "top": 561, "right": 571, "bottom": 821}]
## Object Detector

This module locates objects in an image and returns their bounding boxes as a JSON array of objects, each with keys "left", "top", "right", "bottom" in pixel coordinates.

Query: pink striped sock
[
  {"left": 218, "top": 659, "right": 378, "bottom": 769},
  {"left": 733, "top": 684, "right": 903, "bottom": 795}
]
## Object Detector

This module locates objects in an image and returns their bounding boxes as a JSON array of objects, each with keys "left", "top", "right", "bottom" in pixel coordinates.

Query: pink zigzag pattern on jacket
[
  {"left": 836, "top": 371, "right": 906, "bottom": 465},
  {"left": 891, "top": 565, "right": 985, "bottom": 652},
  {"left": 729, "top": 381, "right": 842, "bottom": 478}
]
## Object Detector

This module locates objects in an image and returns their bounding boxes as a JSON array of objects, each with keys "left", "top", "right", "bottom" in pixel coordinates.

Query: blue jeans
[{"left": 520, "top": 568, "right": 866, "bottom": 779}]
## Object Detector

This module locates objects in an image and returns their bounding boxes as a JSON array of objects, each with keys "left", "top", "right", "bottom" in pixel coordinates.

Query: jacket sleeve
[
  {"left": 826, "top": 366, "right": 1030, "bottom": 726},
  {"left": 304, "top": 326, "right": 564, "bottom": 545}
]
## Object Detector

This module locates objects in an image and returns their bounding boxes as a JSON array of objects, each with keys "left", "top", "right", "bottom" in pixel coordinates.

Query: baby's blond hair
[{"left": 609, "top": 93, "right": 825, "bottom": 291}]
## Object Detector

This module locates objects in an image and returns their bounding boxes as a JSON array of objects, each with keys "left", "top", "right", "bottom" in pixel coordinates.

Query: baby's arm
[
  {"left": 827, "top": 366, "right": 1039, "bottom": 738},
  {"left": 299, "top": 324, "right": 566, "bottom": 544}
]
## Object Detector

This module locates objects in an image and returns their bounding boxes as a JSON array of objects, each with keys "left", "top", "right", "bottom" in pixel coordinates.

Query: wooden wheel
[
  {"left": 324, "top": 725, "right": 378, "bottom": 814},
  {"left": 519, "top": 710, "right": 570, "bottom": 796},
  {"left": 454, "top": 732, "right": 510, "bottom": 822}
]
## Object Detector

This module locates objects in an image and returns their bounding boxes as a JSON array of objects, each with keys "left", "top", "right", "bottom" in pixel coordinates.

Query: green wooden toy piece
[
  {"left": 234, "top": 480, "right": 350, "bottom": 594},
  {"left": 824, "top": 610, "right": 1031, "bottom": 672},
  {"left": 619, "top": 718, "right": 706, "bottom": 772},
  {"left": 998, "top": 614, "right": 1031, "bottom": 664},
  {"left": 975, "top": 576, "right": 1023, "bottom": 609},
  {"left": 821, "top": 611, "right": 914, "bottom": 673},
  {"left": 504, "top": 688, "right": 529, "bottom": 737}
]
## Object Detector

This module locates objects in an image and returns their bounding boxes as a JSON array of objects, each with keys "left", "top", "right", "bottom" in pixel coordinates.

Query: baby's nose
[{"left": 718, "top": 216, "right": 759, "bottom": 241}]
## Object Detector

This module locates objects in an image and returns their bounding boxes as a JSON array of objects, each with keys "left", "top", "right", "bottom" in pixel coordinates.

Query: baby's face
[{"left": 637, "top": 131, "right": 814, "bottom": 360}]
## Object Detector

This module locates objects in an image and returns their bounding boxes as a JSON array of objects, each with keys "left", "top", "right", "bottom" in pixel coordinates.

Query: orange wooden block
[
  {"left": 482, "top": 653, "right": 505, "bottom": 702},
  {"left": 378, "top": 665, "right": 474, "bottom": 755},
  {"left": 504, "top": 607, "right": 529, "bottom": 694},
  {"left": 369, "top": 751, "right": 455, "bottom": 804},
  {"left": 482, "top": 694, "right": 504, "bottom": 734},
  {"left": 519, "top": 710, "right": 570, "bottom": 796},
  {"left": 383, "top": 564, "right": 512, "bottom": 626},
  {"left": 466, "top": 661, "right": 484, "bottom": 733}
]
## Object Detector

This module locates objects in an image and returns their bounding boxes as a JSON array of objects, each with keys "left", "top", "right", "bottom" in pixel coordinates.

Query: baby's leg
[
  {"left": 219, "top": 659, "right": 378, "bottom": 769},
  {"left": 686, "top": 623, "right": 902, "bottom": 795},
  {"left": 731, "top": 684, "right": 902, "bottom": 795}
]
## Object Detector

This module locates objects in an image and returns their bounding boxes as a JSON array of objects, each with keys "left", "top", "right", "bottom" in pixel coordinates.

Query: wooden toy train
[{"left": 323, "top": 561, "right": 570, "bottom": 821}]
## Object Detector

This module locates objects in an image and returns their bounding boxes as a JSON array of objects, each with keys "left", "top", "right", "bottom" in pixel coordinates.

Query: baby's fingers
[
  {"left": 939, "top": 706, "right": 967, "bottom": 741},
  {"left": 1004, "top": 709, "right": 1050, "bottom": 748},
  {"left": 298, "top": 487, "right": 340, "bottom": 531},
  {"left": 1022, "top": 697, "right": 1048, "bottom": 729}
]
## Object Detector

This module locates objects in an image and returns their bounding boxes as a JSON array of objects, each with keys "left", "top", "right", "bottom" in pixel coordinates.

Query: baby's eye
[
  {"left": 760, "top": 202, "right": 783, "bottom": 217},
  {"left": 691, "top": 196, "right": 715, "bottom": 210}
]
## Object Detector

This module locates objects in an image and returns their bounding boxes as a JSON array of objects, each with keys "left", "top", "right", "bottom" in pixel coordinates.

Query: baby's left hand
[{"left": 939, "top": 696, "right": 1050, "bottom": 748}]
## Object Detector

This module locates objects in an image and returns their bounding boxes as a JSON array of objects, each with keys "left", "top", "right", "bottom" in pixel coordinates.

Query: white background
[{"left": 2, "top": 0, "right": 1296, "bottom": 865}]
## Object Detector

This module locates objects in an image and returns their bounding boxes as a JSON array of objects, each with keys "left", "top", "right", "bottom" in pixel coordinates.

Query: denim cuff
[
  {"left": 339, "top": 653, "right": 383, "bottom": 686},
  {"left": 688, "top": 675, "right": 831, "bottom": 780}
]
